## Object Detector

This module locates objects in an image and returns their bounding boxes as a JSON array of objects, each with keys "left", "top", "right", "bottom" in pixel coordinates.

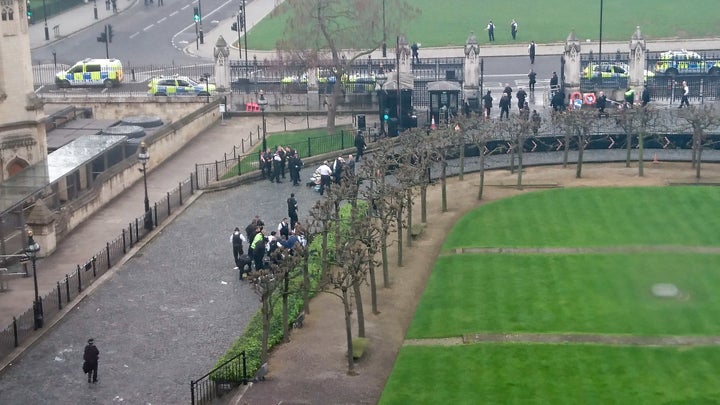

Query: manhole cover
[{"left": 652, "top": 283, "right": 679, "bottom": 298}]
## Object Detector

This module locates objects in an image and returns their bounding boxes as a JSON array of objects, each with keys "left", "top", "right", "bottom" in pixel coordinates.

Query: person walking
[
  {"left": 510, "top": 19, "right": 518, "bottom": 40},
  {"left": 287, "top": 193, "right": 299, "bottom": 230},
  {"left": 482, "top": 90, "right": 493, "bottom": 119},
  {"left": 679, "top": 81, "right": 690, "bottom": 108},
  {"left": 271, "top": 151, "right": 282, "bottom": 183},
  {"left": 528, "top": 41, "right": 536, "bottom": 64},
  {"left": 486, "top": 20, "right": 495, "bottom": 42},
  {"left": 550, "top": 72, "right": 559, "bottom": 95},
  {"left": 317, "top": 161, "right": 333, "bottom": 195},
  {"left": 516, "top": 87, "right": 527, "bottom": 111},
  {"left": 596, "top": 91, "right": 608, "bottom": 116},
  {"left": 499, "top": 92, "right": 511, "bottom": 120},
  {"left": 354, "top": 130, "right": 366, "bottom": 162},
  {"left": 278, "top": 218, "right": 291, "bottom": 240},
  {"left": 528, "top": 69, "right": 537, "bottom": 91},
  {"left": 411, "top": 42, "right": 420, "bottom": 64},
  {"left": 83, "top": 338, "right": 100, "bottom": 383},
  {"left": 289, "top": 152, "right": 303, "bottom": 186},
  {"left": 531, "top": 110, "right": 541, "bottom": 136},
  {"left": 642, "top": 85, "right": 651, "bottom": 107}
]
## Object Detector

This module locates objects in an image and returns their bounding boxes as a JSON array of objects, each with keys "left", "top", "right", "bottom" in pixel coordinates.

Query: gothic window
[{"left": 1, "top": 0, "right": 14, "bottom": 21}]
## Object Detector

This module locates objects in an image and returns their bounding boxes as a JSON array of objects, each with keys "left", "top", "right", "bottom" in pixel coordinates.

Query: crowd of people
[
  {"left": 259, "top": 145, "right": 304, "bottom": 186},
  {"left": 230, "top": 193, "right": 307, "bottom": 279}
]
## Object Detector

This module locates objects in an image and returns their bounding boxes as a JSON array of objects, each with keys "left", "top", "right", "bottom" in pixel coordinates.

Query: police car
[
  {"left": 147, "top": 75, "right": 216, "bottom": 96},
  {"left": 55, "top": 58, "right": 123, "bottom": 88},
  {"left": 582, "top": 62, "right": 654, "bottom": 79},
  {"left": 654, "top": 50, "right": 720, "bottom": 75}
]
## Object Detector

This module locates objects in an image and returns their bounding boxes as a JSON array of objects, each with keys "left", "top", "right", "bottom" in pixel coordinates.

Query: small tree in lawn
[
  {"left": 278, "top": 0, "right": 419, "bottom": 134},
  {"left": 458, "top": 115, "right": 503, "bottom": 200},
  {"left": 307, "top": 198, "right": 338, "bottom": 279},
  {"left": 248, "top": 262, "right": 285, "bottom": 364},
  {"left": 555, "top": 108, "right": 600, "bottom": 178},
  {"left": 268, "top": 244, "right": 305, "bottom": 343},
  {"left": 676, "top": 105, "right": 720, "bottom": 179},
  {"left": 426, "top": 124, "right": 458, "bottom": 212},
  {"left": 495, "top": 115, "right": 532, "bottom": 187},
  {"left": 614, "top": 106, "right": 662, "bottom": 176}
]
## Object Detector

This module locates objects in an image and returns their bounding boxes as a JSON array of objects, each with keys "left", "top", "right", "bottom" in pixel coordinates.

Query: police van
[{"left": 55, "top": 58, "right": 124, "bottom": 88}]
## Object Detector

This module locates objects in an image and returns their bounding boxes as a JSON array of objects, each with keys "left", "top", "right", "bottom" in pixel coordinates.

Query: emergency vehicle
[{"left": 55, "top": 58, "right": 123, "bottom": 88}]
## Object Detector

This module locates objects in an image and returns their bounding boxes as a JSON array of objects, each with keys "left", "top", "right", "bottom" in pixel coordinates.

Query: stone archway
[{"left": 6, "top": 157, "right": 28, "bottom": 177}]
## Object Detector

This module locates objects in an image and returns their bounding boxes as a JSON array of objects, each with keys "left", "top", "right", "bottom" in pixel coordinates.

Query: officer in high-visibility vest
[{"left": 624, "top": 87, "right": 635, "bottom": 108}]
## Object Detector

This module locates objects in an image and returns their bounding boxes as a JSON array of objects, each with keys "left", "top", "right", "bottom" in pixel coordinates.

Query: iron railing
[{"left": 190, "top": 350, "right": 248, "bottom": 405}]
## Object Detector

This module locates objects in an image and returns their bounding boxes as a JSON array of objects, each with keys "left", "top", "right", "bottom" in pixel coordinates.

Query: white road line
[
  {"left": 157, "top": 17, "right": 167, "bottom": 23},
  {"left": 143, "top": 24, "right": 154, "bottom": 31},
  {"left": 170, "top": 10, "right": 178, "bottom": 16},
  {"left": 181, "top": 4, "right": 189, "bottom": 10},
  {"left": 129, "top": 32, "right": 140, "bottom": 39}
]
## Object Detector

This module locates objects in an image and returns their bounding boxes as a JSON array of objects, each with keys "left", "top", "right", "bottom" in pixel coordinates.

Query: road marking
[
  {"left": 171, "top": 0, "right": 236, "bottom": 53},
  {"left": 143, "top": 24, "right": 154, "bottom": 31},
  {"left": 157, "top": 17, "right": 167, "bottom": 23},
  {"left": 170, "top": 10, "right": 178, "bottom": 16},
  {"left": 181, "top": 4, "right": 189, "bottom": 10},
  {"left": 129, "top": 32, "right": 140, "bottom": 39}
]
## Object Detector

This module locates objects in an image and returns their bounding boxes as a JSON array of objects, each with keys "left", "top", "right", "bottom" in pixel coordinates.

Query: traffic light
[
  {"left": 231, "top": 22, "right": 238, "bottom": 31},
  {"left": 382, "top": 42, "right": 387, "bottom": 58},
  {"left": 107, "top": 24, "right": 113, "bottom": 43},
  {"left": 238, "top": 6, "right": 244, "bottom": 30},
  {"left": 97, "top": 32, "right": 107, "bottom": 43},
  {"left": 383, "top": 108, "right": 389, "bottom": 121},
  {"left": 193, "top": 7, "right": 200, "bottom": 22},
  {"left": 26, "top": 0, "right": 32, "bottom": 19}
]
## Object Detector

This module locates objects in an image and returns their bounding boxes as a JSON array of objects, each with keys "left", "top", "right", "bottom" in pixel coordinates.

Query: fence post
[
  {"left": 700, "top": 78, "right": 704, "bottom": 104},
  {"left": 190, "top": 173, "right": 195, "bottom": 194},
  {"left": 307, "top": 138, "right": 311, "bottom": 157},
  {"left": 194, "top": 167, "right": 199, "bottom": 190},
  {"left": 77, "top": 265, "right": 82, "bottom": 293},
  {"left": 215, "top": 160, "right": 219, "bottom": 182},
  {"left": 167, "top": 192, "right": 171, "bottom": 216},
  {"left": 13, "top": 317, "right": 18, "bottom": 347},
  {"left": 190, "top": 380, "right": 196, "bottom": 405},
  {"left": 106, "top": 242, "right": 111, "bottom": 269},
  {"left": 284, "top": 116, "right": 287, "bottom": 131},
  {"left": 179, "top": 182, "right": 183, "bottom": 205},
  {"left": 122, "top": 229, "right": 127, "bottom": 253},
  {"left": 57, "top": 282, "right": 62, "bottom": 310},
  {"left": 129, "top": 223, "right": 134, "bottom": 246},
  {"left": 92, "top": 256, "right": 97, "bottom": 278},
  {"left": 242, "top": 350, "right": 248, "bottom": 384},
  {"left": 135, "top": 218, "right": 140, "bottom": 241},
  {"left": 306, "top": 113, "right": 310, "bottom": 129},
  {"left": 237, "top": 156, "right": 242, "bottom": 176},
  {"left": 65, "top": 274, "right": 70, "bottom": 303},
  {"left": 205, "top": 167, "right": 210, "bottom": 187},
  {"left": 241, "top": 139, "right": 245, "bottom": 153},
  {"left": 341, "top": 130, "right": 345, "bottom": 149}
]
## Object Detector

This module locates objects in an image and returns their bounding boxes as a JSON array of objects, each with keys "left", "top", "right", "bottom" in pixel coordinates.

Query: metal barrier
[{"left": 190, "top": 350, "right": 248, "bottom": 405}]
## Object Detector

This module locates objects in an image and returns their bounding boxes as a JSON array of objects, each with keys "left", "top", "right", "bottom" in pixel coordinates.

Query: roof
[{"left": 427, "top": 81, "right": 462, "bottom": 92}]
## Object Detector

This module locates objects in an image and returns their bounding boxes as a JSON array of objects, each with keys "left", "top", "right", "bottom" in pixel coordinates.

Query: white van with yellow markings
[{"left": 55, "top": 58, "right": 123, "bottom": 88}]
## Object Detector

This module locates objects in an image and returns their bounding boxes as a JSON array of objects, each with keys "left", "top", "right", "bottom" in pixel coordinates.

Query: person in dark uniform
[
  {"left": 411, "top": 42, "right": 420, "bottom": 64},
  {"left": 528, "top": 69, "right": 537, "bottom": 91},
  {"left": 354, "top": 131, "right": 366, "bottom": 161},
  {"left": 528, "top": 41, "right": 536, "bottom": 64},
  {"left": 230, "top": 227, "right": 246, "bottom": 270},
  {"left": 271, "top": 152, "right": 282, "bottom": 183},
  {"left": 486, "top": 20, "right": 495, "bottom": 42},
  {"left": 516, "top": 87, "right": 527, "bottom": 111},
  {"left": 482, "top": 90, "right": 493, "bottom": 118},
  {"left": 550, "top": 72, "right": 559, "bottom": 95},
  {"left": 641, "top": 85, "right": 651, "bottom": 106},
  {"left": 596, "top": 91, "right": 608, "bottom": 116},
  {"left": 510, "top": 19, "right": 518, "bottom": 40},
  {"left": 83, "top": 338, "right": 100, "bottom": 383},
  {"left": 499, "top": 92, "right": 511, "bottom": 120},
  {"left": 287, "top": 193, "right": 299, "bottom": 230}
]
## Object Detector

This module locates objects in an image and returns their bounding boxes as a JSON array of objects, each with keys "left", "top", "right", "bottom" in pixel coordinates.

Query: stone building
[{"left": 0, "top": 0, "right": 47, "bottom": 181}]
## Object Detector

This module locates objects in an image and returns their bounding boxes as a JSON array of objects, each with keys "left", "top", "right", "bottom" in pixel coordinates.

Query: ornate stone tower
[{"left": 0, "top": 0, "right": 47, "bottom": 181}]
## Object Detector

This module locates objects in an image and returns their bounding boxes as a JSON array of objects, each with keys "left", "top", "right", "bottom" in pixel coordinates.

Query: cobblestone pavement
[{"left": 0, "top": 164, "right": 324, "bottom": 404}]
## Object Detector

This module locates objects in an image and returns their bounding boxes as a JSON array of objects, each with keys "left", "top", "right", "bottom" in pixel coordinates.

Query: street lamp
[
  {"left": 375, "top": 68, "right": 387, "bottom": 135},
  {"left": 42, "top": 0, "right": 49, "bottom": 41},
  {"left": 93, "top": 0, "right": 98, "bottom": 20},
  {"left": 137, "top": 142, "right": 153, "bottom": 231},
  {"left": 25, "top": 230, "right": 42, "bottom": 329},
  {"left": 257, "top": 90, "right": 268, "bottom": 151},
  {"left": 201, "top": 73, "right": 211, "bottom": 103},
  {"left": 598, "top": 0, "right": 604, "bottom": 62}
]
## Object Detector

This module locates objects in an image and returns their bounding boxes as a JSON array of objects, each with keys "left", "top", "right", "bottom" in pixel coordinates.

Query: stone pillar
[
  {"left": 26, "top": 200, "right": 56, "bottom": 257},
  {"left": 213, "top": 36, "right": 231, "bottom": 91},
  {"left": 563, "top": 30, "right": 582, "bottom": 95},
  {"left": 307, "top": 68, "right": 321, "bottom": 110},
  {"left": 396, "top": 35, "right": 412, "bottom": 75},
  {"left": 463, "top": 31, "right": 480, "bottom": 103},
  {"left": 628, "top": 26, "right": 647, "bottom": 101}
]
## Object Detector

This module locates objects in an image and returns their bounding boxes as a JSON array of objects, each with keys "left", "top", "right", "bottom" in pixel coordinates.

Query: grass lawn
[
  {"left": 379, "top": 344, "right": 720, "bottom": 404},
  {"left": 406, "top": 253, "right": 720, "bottom": 338},
  {"left": 442, "top": 187, "right": 720, "bottom": 250},
  {"left": 247, "top": 0, "right": 720, "bottom": 50}
]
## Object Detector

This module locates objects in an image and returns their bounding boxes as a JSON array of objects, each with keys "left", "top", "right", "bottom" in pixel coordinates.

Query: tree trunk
[
  {"left": 509, "top": 148, "right": 515, "bottom": 174},
  {"left": 406, "top": 193, "right": 412, "bottom": 247},
  {"left": 626, "top": 132, "right": 632, "bottom": 168},
  {"left": 517, "top": 140, "right": 524, "bottom": 187},
  {"left": 638, "top": 133, "right": 645, "bottom": 177},
  {"left": 368, "top": 257, "right": 379, "bottom": 314},
  {"left": 353, "top": 280, "right": 365, "bottom": 337},
  {"left": 562, "top": 134, "right": 570, "bottom": 168},
  {"left": 441, "top": 162, "right": 447, "bottom": 212},
  {"left": 576, "top": 133, "right": 585, "bottom": 178},
  {"left": 420, "top": 186, "right": 427, "bottom": 223},
  {"left": 326, "top": 86, "right": 339, "bottom": 134},
  {"left": 303, "top": 250, "right": 310, "bottom": 314},
  {"left": 282, "top": 272, "right": 290, "bottom": 343},
  {"left": 261, "top": 293, "right": 270, "bottom": 363},
  {"left": 696, "top": 135, "right": 703, "bottom": 179},
  {"left": 321, "top": 233, "right": 329, "bottom": 279},
  {"left": 459, "top": 141, "right": 465, "bottom": 181},
  {"left": 396, "top": 206, "right": 404, "bottom": 267},
  {"left": 478, "top": 151, "right": 486, "bottom": 200},
  {"left": 342, "top": 288, "right": 355, "bottom": 375},
  {"left": 381, "top": 228, "right": 390, "bottom": 287}
]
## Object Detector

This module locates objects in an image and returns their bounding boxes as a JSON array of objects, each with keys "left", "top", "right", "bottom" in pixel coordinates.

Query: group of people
[
  {"left": 230, "top": 193, "right": 306, "bottom": 278},
  {"left": 485, "top": 18, "right": 519, "bottom": 42},
  {"left": 481, "top": 83, "right": 533, "bottom": 121},
  {"left": 309, "top": 154, "right": 357, "bottom": 195},
  {"left": 259, "top": 145, "right": 304, "bottom": 186}
]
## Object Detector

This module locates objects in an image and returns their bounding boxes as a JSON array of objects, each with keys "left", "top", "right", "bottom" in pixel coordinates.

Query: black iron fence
[
  {"left": 0, "top": 177, "right": 195, "bottom": 361},
  {"left": 28, "top": 0, "right": 85, "bottom": 23},
  {"left": 190, "top": 350, "right": 249, "bottom": 405}
]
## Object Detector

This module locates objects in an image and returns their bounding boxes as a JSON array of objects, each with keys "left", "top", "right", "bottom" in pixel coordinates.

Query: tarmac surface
[{"left": 9, "top": 1, "right": 720, "bottom": 403}]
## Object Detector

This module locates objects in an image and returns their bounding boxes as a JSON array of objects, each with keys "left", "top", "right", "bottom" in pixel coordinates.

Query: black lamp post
[
  {"left": 202, "top": 73, "right": 211, "bottom": 103},
  {"left": 598, "top": 0, "right": 604, "bottom": 62},
  {"left": 375, "top": 68, "right": 387, "bottom": 135},
  {"left": 257, "top": 90, "right": 268, "bottom": 151},
  {"left": 25, "top": 230, "right": 42, "bottom": 329},
  {"left": 42, "top": 0, "right": 49, "bottom": 40},
  {"left": 138, "top": 142, "right": 153, "bottom": 231},
  {"left": 93, "top": 0, "right": 98, "bottom": 20}
]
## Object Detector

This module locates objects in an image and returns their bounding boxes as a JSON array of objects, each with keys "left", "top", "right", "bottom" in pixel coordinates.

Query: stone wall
[{"left": 42, "top": 97, "right": 211, "bottom": 124}]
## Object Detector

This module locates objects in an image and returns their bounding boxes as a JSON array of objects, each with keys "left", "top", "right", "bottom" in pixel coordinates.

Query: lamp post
[
  {"left": 598, "top": 0, "right": 604, "bottom": 62},
  {"left": 93, "top": 0, "right": 98, "bottom": 20},
  {"left": 375, "top": 68, "right": 387, "bottom": 135},
  {"left": 25, "top": 230, "right": 42, "bottom": 329},
  {"left": 42, "top": 0, "right": 49, "bottom": 40},
  {"left": 382, "top": 0, "right": 386, "bottom": 57},
  {"left": 137, "top": 142, "right": 153, "bottom": 231},
  {"left": 257, "top": 90, "right": 268, "bottom": 151},
  {"left": 202, "top": 73, "right": 211, "bottom": 104}
]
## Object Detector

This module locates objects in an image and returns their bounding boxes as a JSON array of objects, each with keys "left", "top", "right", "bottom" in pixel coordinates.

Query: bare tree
[
  {"left": 676, "top": 104, "right": 720, "bottom": 179},
  {"left": 614, "top": 106, "right": 662, "bottom": 176},
  {"left": 458, "top": 116, "right": 502, "bottom": 200},
  {"left": 495, "top": 116, "right": 532, "bottom": 187},
  {"left": 279, "top": 0, "right": 419, "bottom": 133},
  {"left": 248, "top": 263, "right": 285, "bottom": 364},
  {"left": 555, "top": 109, "right": 600, "bottom": 178}
]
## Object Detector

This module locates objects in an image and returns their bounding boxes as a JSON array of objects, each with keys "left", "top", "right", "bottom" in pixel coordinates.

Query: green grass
[
  {"left": 442, "top": 187, "right": 720, "bottom": 250},
  {"left": 247, "top": 0, "right": 720, "bottom": 50},
  {"left": 407, "top": 253, "right": 720, "bottom": 338},
  {"left": 379, "top": 344, "right": 720, "bottom": 405}
]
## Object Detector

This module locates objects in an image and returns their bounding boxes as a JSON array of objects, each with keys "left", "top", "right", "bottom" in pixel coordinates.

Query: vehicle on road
[
  {"left": 147, "top": 75, "right": 215, "bottom": 96},
  {"left": 653, "top": 50, "right": 720, "bottom": 75},
  {"left": 582, "top": 62, "right": 654, "bottom": 79},
  {"left": 55, "top": 58, "right": 123, "bottom": 88}
]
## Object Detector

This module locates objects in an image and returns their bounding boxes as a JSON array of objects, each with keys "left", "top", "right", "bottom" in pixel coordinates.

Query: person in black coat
[
  {"left": 551, "top": 90, "right": 566, "bottom": 112},
  {"left": 596, "top": 91, "right": 608, "bottom": 115},
  {"left": 482, "top": 90, "right": 493, "bottom": 118},
  {"left": 641, "top": 85, "right": 651, "bottom": 106},
  {"left": 354, "top": 131, "right": 366, "bottom": 161},
  {"left": 499, "top": 92, "right": 511, "bottom": 120},
  {"left": 516, "top": 87, "right": 527, "bottom": 111},
  {"left": 83, "top": 338, "right": 100, "bottom": 383}
]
